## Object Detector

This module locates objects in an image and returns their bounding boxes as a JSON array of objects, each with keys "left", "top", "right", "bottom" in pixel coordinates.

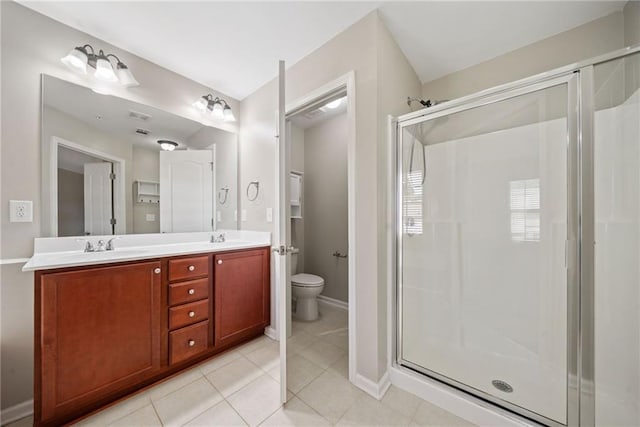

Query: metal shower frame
[{"left": 392, "top": 43, "right": 640, "bottom": 427}]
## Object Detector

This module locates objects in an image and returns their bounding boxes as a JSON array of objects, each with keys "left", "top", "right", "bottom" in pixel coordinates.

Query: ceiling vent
[
  {"left": 129, "top": 110, "right": 152, "bottom": 121},
  {"left": 135, "top": 128, "right": 150, "bottom": 136}
]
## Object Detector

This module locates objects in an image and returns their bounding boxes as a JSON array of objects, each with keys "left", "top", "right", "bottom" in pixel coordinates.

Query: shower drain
[{"left": 492, "top": 380, "right": 514, "bottom": 393}]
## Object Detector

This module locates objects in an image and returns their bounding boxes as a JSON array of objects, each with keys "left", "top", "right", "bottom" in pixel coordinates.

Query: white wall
[
  {"left": 303, "top": 114, "right": 349, "bottom": 303},
  {"left": 0, "top": 1, "right": 239, "bottom": 411}
]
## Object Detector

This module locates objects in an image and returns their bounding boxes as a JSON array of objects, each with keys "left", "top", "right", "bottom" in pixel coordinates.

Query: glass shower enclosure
[{"left": 393, "top": 46, "right": 640, "bottom": 426}]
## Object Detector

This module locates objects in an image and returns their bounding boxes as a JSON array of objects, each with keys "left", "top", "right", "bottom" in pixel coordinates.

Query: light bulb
[
  {"left": 223, "top": 105, "right": 236, "bottom": 122},
  {"left": 193, "top": 96, "right": 209, "bottom": 112},
  {"left": 211, "top": 101, "right": 224, "bottom": 119},
  {"left": 116, "top": 63, "right": 139, "bottom": 87},
  {"left": 61, "top": 47, "right": 88, "bottom": 74},
  {"left": 94, "top": 56, "right": 117, "bottom": 82},
  {"left": 325, "top": 99, "right": 342, "bottom": 109},
  {"left": 161, "top": 142, "right": 176, "bottom": 151}
]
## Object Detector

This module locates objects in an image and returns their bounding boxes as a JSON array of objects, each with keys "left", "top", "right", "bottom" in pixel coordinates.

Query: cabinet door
[
  {"left": 39, "top": 261, "right": 162, "bottom": 421},
  {"left": 215, "top": 248, "right": 270, "bottom": 346}
]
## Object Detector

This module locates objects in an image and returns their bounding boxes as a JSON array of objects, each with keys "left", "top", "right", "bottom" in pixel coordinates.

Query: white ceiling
[{"left": 21, "top": 1, "right": 625, "bottom": 100}]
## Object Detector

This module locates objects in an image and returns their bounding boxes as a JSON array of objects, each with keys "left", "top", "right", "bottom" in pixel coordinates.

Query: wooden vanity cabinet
[
  {"left": 35, "top": 261, "right": 162, "bottom": 425},
  {"left": 35, "top": 246, "right": 270, "bottom": 427},
  {"left": 215, "top": 248, "right": 270, "bottom": 347}
]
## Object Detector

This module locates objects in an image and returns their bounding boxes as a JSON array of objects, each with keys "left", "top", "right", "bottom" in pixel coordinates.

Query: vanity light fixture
[
  {"left": 157, "top": 140, "right": 178, "bottom": 151},
  {"left": 61, "top": 44, "right": 139, "bottom": 88},
  {"left": 193, "top": 94, "right": 236, "bottom": 122}
]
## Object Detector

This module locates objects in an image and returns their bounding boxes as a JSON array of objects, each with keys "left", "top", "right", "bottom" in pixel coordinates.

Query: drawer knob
[
  {"left": 188, "top": 311, "right": 196, "bottom": 318},
  {"left": 154, "top": 268, "right": 161, "bottom": 274},
  {"left": 188, "top": 289, "right": 195, "bottom": 295},
  {"left": 188, "top": 339, "right": 196, "bottom": 347},
  {"left": 188, "top": 265, "right": 195, "bottom": 271},
  {"left": 217, "top": 260, "right": 223, "bottom": 265}
]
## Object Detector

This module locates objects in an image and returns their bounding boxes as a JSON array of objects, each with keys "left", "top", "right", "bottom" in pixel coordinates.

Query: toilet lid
[{"left": 291, "top": 273, "right": 324, "bottom": 287}]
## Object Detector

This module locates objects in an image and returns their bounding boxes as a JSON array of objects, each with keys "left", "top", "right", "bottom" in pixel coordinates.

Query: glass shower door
[{"left": 398, "top": 78, "right": 577, "bottom": 425}]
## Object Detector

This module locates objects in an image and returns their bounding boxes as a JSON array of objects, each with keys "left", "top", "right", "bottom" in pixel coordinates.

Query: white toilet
[{"left": 290, "top": 248, "right": 325, "bottom": 321}]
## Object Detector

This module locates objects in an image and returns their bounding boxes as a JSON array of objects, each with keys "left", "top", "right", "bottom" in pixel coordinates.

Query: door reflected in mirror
[{"left": 41, "top": 74, "right": 239, "bottom": 237}]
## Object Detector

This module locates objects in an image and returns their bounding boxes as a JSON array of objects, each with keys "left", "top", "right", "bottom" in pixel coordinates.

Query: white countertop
[{"left": 23, "top": 230, "right": 271, "bottom": 272}]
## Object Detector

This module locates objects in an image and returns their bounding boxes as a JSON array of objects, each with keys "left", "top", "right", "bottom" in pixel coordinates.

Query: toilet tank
[{"left": 290, "top": 247, "right": 299, "bottom": 275}]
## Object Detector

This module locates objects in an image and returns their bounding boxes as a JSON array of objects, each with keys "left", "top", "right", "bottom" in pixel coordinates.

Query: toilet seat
[{"left": 291, "top": 273, "right": 324, "bottom": 287}]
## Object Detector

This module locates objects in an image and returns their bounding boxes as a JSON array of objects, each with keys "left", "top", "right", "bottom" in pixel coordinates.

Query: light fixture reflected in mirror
[
  {"left": 325, "top": 98, "right": 342, "bottom": 109},
  {"left": 193, "top": 94, "right": 236, "bottom": 122},
  {"left": 157, "top": 140, "right": 178, "bottom": 151},
  {"left": 61, "top": 44, "right": 139, "bottom": 88}
]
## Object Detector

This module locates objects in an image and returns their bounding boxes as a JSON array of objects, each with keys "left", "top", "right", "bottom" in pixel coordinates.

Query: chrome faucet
[
  {"left": 211, "top": 233, "right": 226, "bottom": 243},
  {"left": 78, "top": 239, "right": 95, "bottom": 253},
  {"left": 106, "top": 237, "right": 120, "bottom": 251},
  {"left": 96, "top": 240, "right": 106, "bottom": 251}
]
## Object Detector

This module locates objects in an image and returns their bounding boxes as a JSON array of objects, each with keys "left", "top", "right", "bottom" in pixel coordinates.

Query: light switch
[
  {"left": 234, "top": 210, "right": 238, "bottom": 221},
  {"left": 266, "top": 207, "right": 273, "bottom": 223},
  {"left": 9, "top": 200, "right": 33, "bottom": 222},
  {"left": 241, "top": 209, "right": 247, "bottom": 222},
  {"left": 217, "top": 211, "right": 222, "bottom": 222},
  {"left": 145, "top": 214, "right": 156, "bottom": 222}
]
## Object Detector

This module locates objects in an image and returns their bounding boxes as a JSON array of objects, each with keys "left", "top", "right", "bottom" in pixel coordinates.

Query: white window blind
[
  {"left": 510, "top": 179, "right": 540, "bottom": 242},
  {"left": 404, "top": 170, "right": 423, "bottom": 235}
]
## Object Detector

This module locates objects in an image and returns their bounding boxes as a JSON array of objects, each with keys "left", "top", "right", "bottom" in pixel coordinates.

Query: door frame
[
  {"left": 49, "top": 136, "right": 126, "bottom": 236},
  {"left": 278, "top": 71, "right": 357, "bottom": 382}
]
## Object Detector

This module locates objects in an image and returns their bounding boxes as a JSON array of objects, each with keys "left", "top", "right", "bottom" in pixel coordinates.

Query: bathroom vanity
[{"left": 23, "top": 232, "right": 271, "bottom": 427}]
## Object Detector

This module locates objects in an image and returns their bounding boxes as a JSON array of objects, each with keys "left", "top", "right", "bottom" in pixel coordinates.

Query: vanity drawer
[
  {"left": 168, "top": 256, "right": 209, "bottom": 281},
  {"left": 169, "top": 320, "right": 209, "bottom": 365},
  {"left": 169, "top": 299, "right": 209, "bottom": 330},
  {"left": 168, "top": 278, "right": 209, "bottom": 306}
]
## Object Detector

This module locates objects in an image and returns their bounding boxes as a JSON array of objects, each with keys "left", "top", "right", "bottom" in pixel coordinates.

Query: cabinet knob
[
  {"left": 188, "top": 265, "right": 195, "bottom": 271},
  {"left": 217, "top": 260, "right": 223, "bottom": 265},
  {"left": 154, "top": 268, "right": 161, "bottom": 274},
  {"left": 188, "top": 339, "right": 195, "bottom": 347},
  {"left": 188, "top": 289, "right": 195, "bottom": 295},
  {"left": 188, "top": 311, "right": 195, "bottom": 318}
]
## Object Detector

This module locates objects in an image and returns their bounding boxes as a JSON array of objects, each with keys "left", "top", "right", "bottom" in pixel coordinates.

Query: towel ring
[
  {"left": 246, "top": 181, "right": 260, "bottom": 202},
  {"left": 218, "top": 187, "right": 229, "bottom": 205}
]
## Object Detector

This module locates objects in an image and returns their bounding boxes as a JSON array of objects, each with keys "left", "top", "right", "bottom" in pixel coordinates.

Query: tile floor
[{"left": 7, "top": 305, "right": 474, "bottom": 426}]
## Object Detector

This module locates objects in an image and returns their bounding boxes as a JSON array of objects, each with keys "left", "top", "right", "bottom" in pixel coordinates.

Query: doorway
[
  {"left": 280, "top": 72, "right": 357, "bottom": 398},
  {"left": 50, "top": 136, "right": 126, "bottom": 236}
]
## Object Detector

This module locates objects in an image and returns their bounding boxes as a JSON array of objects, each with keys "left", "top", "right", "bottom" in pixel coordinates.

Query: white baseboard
[
  {"left": 317, "top": 295, "right": 348, "bottom": 311},
  {"left": 390, "top": 366, "right": 535, "bottom": 427},
  {"left": 1, "top": 399, "right": 33, "bottom": 426},
  {"left": 264, "top": 326, "right": 278, "bottom": 341},
  {"left": 353, "top": 372, "right": 391, "bottom": 400}
]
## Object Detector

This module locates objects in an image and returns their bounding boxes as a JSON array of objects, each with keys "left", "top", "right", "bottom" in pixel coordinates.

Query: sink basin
[{"left": 40, "top": 249, "right": 151, "bottom": 264}]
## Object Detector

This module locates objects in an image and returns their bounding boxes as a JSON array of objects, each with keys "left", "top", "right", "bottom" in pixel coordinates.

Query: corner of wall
[{"left": 624, "top": 0, "right": 640, "bottom": 46}]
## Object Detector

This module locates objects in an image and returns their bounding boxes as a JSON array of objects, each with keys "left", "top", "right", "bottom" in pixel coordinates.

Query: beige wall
[
  {"left": 421, "top": 12, "right": 625, "bottom": 102},
  {"left": 625, "top": 0, "right": 640, "bottom": 46},
  {"left": 0, "top": 1, "right": 238, "bottom": 410},
  {"left": 57, "top": 169, "right": 84, "bottom": 236},
  {"left": 303, "top": 114, "right": 349, "bottom": 303},
  {"left": 132, "top": 146, "right": 160, "bottom": 234}
]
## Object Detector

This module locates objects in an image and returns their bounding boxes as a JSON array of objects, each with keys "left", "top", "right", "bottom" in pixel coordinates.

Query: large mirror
[{"left": 41, "top": 75, "right": 238, "bottom": 237}]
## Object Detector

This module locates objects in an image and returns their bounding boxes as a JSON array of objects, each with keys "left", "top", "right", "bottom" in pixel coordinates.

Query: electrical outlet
[
  {"left": 145, "top": 214, "right": 155, "bottom": 222},
  {"left": 241, "top": 210, "right": 247, "bottom": 222},
  {"left": 9, "top": 200, "right": 33, "bottom": 223},
  {"left": 217, "top": 211, "right": 222, "bottom": 222},
  {"left": 266, "top": 207, "right": 273, "bottom": 223}
]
